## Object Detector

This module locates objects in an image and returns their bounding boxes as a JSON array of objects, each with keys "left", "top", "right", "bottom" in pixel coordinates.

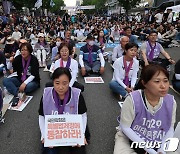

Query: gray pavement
[{"left": 0, "top": 47, "right": 179, "bottom": 154}]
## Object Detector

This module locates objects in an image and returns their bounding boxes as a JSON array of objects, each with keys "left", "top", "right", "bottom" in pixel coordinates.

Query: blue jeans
[
  {"left": 3, "top": 77, "right": 39, "bottom": 96},
  {"left": 84, "top": 61, "right": 101, "bottom": 73},
  {"left": 109, "top": 80, "right": 127, "bottom": 97},
  {"left": 172, "top": 80, "right": 180, "bottom": 93},
  {"left": 175, "top": 32, "right": 180, "bottom": 41}
]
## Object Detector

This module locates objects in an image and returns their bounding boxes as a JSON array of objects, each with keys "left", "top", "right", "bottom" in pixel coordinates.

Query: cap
[
  {"left": 38, "top": 33, "right": 45, "bottom": 38},
  {"left": 86, "top": 35, "right": 94, "bottom": 40}
]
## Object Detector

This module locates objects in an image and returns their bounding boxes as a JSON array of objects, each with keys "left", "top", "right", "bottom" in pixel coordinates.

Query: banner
[
  {"left": 44, "top": 114, "right": 84, "bottom": 147},
  {"left": 84, "top": 77, "right": 104, "bottom": 84},
  {"left": 50, "top": 0, "right": 55, "bottom": 7},
  {"left": 2, "top": 0, "right": 11, "bottom": 15},
  {"left": 34, "top": 0, "right": 42, "bottom": 9}
]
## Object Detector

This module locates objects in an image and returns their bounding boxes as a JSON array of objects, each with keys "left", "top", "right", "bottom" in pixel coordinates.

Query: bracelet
[{"left": 168, "top": 58, "right": 172, "bottom": 60}]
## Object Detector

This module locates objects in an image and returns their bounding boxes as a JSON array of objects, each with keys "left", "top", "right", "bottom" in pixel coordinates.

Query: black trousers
[
  {"left": 42, "top": 145, "right": 86, "bottom": 154},
  {"left": 140, "top": 58, "right": 171, "bottom": 70}
]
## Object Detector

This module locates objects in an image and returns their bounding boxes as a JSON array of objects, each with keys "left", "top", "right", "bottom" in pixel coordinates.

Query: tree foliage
[
  {"left": 82, "top": 0, "right": 107, "bottom": 14},
  {"left": 117, "top": 0, "right": 141, "bottom": 13},
  {"left": 10, "top": 0, "right": 65, "bottom": 13}
]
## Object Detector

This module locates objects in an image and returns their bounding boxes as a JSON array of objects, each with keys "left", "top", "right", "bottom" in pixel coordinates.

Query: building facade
[{"left": 105, "top": 0, "right": 154, "bottom": 15}]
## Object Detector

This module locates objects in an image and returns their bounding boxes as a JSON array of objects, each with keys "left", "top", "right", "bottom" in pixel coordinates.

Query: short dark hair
[
  {"left": 58, "top": 42, "right": 73, "bottom": 55},
  {"left": 20, "top": 43, "right": 33, "bottom": 54},
  {"left": 149, "top": 30, "right": 158, "bottom": 35},
  {"left": 52, "top": 67, "right": 72, "bottom": 82},
  {"left": 125, "top": 42, "right": 138, "bottom": 51},
  {"left": 87, "top": 34, "right": 94, "bottom": 40},
  {"left": 123, "top": 42, "right": 138, "bottom": 55},
  {"left": 139, "top": 64, "right": 169, "bottom": 89},
  {"left": 124, "top": 26, "right": 131, "bottom": 31}
]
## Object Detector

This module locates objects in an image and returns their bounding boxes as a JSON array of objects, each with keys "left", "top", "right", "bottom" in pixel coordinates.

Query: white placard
[
  {"left": 84, "top": 77, "right": 104, "bottom": 84},
  {"left": 8, "top": 96, "right": 33, "bottom": 111},
  {"left": 44, "top": 114, "right": 84, "bottom": 147},
  {"left": 118, "top": 101, "right": 124, "bottom": 108}
]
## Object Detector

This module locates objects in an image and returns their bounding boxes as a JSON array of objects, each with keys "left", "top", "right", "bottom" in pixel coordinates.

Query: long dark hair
[
  {"left": 137, "top": 64, "right": 169, "bottom": 89},
  {"left": 38, "top": 38, "right": 47, "bottom": 45}
]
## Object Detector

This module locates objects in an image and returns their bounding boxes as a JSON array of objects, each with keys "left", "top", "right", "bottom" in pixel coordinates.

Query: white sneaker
[
  {"left": 42, "top": 61, "right": 46, "bottom": 67},
  {"left": 18, "top": 92, "right": 26, "bottom": 101},
  {"left": 39, "top": 61, "right": 42, "bottom": 68},
  {"left": 119, "top": 95, "right": 122, "bottom": 100}
]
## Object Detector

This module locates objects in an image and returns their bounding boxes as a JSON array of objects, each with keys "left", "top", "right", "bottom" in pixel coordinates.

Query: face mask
[
  {"left": 88, "top": 40, "right": 94, "bottom": 46},
  {"left": 56, "top": 42, "right": 61, "bottom": 47}
]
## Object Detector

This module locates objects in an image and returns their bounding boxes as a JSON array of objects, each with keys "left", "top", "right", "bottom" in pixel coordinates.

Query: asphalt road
[{"left": 0, "top": 47, "right": 179, "bottom": 154}]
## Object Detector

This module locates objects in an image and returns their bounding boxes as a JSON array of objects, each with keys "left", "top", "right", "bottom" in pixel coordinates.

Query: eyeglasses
[{"left": 60, "top": 50, "right": 69, "bottom": 53}]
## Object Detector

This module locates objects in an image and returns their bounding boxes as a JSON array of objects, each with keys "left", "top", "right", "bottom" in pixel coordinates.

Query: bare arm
[
  {"left": 142, "top": 50, "right": 149, "bottom": 66},
  {"left": 161, "top": 50, "right": 175, "bottom": 64}
]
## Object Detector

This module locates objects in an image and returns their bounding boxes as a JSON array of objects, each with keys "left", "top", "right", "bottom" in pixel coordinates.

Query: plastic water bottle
[{"left": 3, "top": 68, "right": 7, "bottom": 77}]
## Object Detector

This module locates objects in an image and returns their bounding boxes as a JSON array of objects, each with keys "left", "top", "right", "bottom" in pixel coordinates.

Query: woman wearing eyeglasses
[{"left": 52, "top": 43, "right": 84, "bottom": 92}]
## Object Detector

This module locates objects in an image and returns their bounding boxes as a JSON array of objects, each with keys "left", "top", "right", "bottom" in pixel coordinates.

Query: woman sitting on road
[
  {"left": 47, "top": 43, "right": 84, "bottom": 92},
  {"left": 109, "top": 42, "right": 139, "bottom": 100},
  {"left": 97, "top": 30, "right": 106, "bottom": 53},
  {"left": 34, "top": 33, "right": 50, "bottom": 67},
  {"left": 114, "top": 64, "right": 177, "bottom": 154},
  {"left": 3, "top": 43, "right": 40, "bottom": 106},
  {"left": 39, "top": 68, "right": 89, "bottom": 154}
]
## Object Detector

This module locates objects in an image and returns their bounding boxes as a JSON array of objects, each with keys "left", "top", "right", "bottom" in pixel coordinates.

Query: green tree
[
  {"left": 10, "top": 0, "right": 65, "bottom": 13},
  {"left": 117, "top": 0, "right": 141, "bottom": 13},
  {"left": 82, "top": 0, "right": 107, "bottom": 14},
  {"left": 10, "top": 0, "right": 36, "bottom": 10},
  {"left": 42, "top": 0, "right": 65, "bottom": 13}
]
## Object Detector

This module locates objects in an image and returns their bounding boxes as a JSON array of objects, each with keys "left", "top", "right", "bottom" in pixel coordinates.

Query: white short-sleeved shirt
[{"left": 155, "top": 13, "right": 163, "bottom": 23}]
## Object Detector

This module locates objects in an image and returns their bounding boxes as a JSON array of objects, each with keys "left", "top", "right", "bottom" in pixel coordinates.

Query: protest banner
[
  {"left": 84, "top": 77, "right": 104, "bottom": 84},
  {"left": 44, "top": 114, "right": 84, "bottom": 147}
]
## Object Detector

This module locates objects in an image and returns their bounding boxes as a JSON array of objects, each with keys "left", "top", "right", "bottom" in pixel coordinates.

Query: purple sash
[
  {"left": 99, "top": 38, "right": 104, "bottom": 45},
  {"left": 40, "top": 42, "right": 45, "bottom": 47},
  {"left": 87, "top": 45, "right": 93, "bottom": 65},
  {"left": 123, "top": 57, "right": 133, "bottom": 86},
  {"left": 148, "top": 41, "right": 156, "bottom": 61},
  {"left": 65, "top": 39, "right": 70, "bottom": 44},
  {"left": 60, "top": 57, "right": 71, "bottom": 68},
  {"left": 52, "top": 88, "right": 70, "bottom": 114},
  {"left": 21, "top": 56, "right": 31, "bottom": 82}
]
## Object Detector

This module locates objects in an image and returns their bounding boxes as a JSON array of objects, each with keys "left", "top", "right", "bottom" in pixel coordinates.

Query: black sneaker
[
  {"left": 0, "top": 111, "right": 4, "bottom": 123},
  {"left": 11, "top": 97, "right": 19, "bottom": 107}
]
